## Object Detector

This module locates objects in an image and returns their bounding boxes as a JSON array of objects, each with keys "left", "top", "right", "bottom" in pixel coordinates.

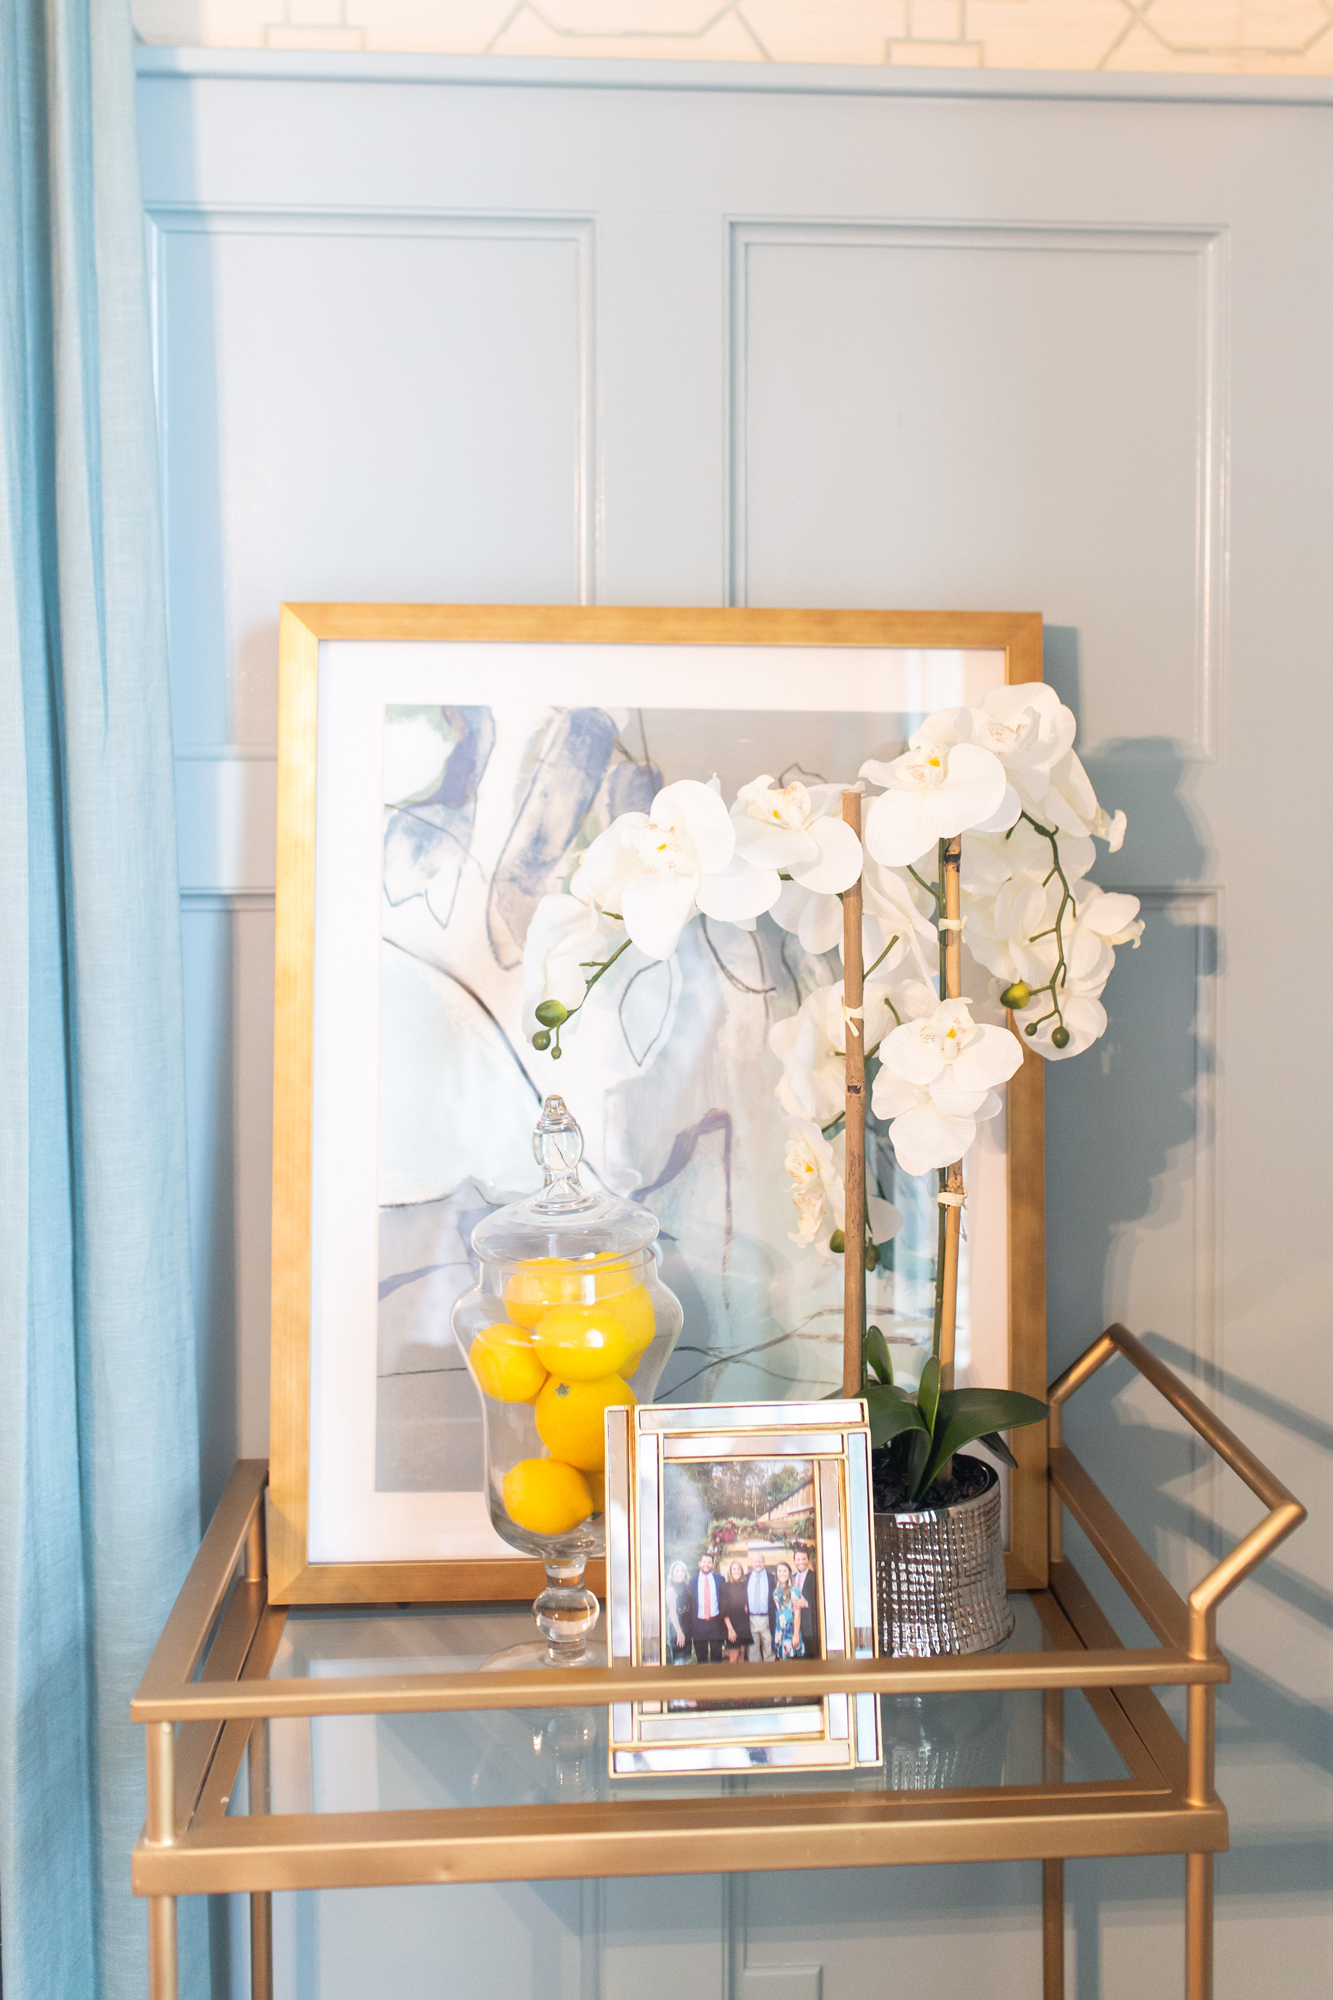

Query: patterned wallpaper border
[{"left": 133, "top": 0, "right": 1333, "bottom": 75}]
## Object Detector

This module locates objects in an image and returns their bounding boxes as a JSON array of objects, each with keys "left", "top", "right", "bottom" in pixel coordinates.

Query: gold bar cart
[{"left": 132, "top": 1324, "right": 1303, "bottom": 2000}]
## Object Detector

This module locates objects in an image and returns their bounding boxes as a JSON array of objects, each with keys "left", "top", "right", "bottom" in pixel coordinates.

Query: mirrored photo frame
[{"left": 605, "top": 1400, "right": 880, "bottom": 1776}]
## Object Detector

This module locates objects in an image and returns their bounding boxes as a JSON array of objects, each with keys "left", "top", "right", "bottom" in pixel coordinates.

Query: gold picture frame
[{"left": 268, "top": 604, "right": 1047, "bottom": 1606}]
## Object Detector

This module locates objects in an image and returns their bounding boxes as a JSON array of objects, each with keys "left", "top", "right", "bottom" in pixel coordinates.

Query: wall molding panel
[
  {"left": 728, "top": 217, "right": 1228, "bottom": 762},
  {"left": 174, "top": 749, "right": 279, "bottom": 895},
  {"left": 147, "top": 201, "right": 600, "bottom": 745},
  {"left": 146, "top": 205, "right": 599, "bottom": 605}
]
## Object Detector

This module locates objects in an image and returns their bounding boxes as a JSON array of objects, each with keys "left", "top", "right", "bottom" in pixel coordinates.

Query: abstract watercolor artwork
[{"left": 298, "top": 634, "right": 1015, "bottom": 1566}]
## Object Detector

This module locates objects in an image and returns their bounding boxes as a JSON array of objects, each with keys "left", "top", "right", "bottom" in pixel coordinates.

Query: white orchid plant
[{"left": 520, "top": 685, "right": 1141, "bottom": 1490}]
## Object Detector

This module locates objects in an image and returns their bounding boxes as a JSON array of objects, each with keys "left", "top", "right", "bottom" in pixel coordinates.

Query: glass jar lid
[{"left": 470, "top": 1095, "right": 660, "bottom": 1263}]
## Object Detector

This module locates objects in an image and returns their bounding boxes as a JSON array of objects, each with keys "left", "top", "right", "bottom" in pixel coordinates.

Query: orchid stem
[
  {"left": 909, "top": 865, "right": 941, "bottom": 911},
  {"left": 1018, "top": 811, "right": 1077, "bottom": 1036},
  {"left": 550, "top": 934, "right": 633, "bottom": 1054},
  {"left": 568, "top": 936, "right": 631, "bottom": 1014},
  {"left": 865, "top": 934, "right": 899, "bottom": 979}
]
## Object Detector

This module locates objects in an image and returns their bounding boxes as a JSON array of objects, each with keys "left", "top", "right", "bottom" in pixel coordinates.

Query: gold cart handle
[{"left": 1048, "top": 1323, "right": 1306, "bottom": 1659}]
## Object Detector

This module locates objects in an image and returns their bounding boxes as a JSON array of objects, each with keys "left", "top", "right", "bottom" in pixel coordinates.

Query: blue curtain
[{"left": 0, "top": 0, "right": 203, "bottom": 1995}]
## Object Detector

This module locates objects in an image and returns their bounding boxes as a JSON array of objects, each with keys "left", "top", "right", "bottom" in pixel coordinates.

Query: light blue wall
[{"left": 138, "top": 50, "right": 1333, "bottom": 1998}]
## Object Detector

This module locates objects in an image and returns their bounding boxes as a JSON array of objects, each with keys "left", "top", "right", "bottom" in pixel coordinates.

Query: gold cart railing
[{"left": 132, "top": 1325, "right": 1304, "bottom": 2000}]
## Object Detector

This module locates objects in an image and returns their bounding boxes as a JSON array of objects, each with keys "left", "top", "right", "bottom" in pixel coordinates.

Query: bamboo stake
[
  {"left": 938, "top": 834, "right": 964, "bottom": 1389},
  {"left": 841, "top": 790, "right": 866, "bottom": 1398}
]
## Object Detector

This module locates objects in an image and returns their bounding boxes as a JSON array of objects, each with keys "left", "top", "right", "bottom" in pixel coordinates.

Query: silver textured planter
[{"left": 874, "top": 1457, "right": 1014, "bottom": 1659}]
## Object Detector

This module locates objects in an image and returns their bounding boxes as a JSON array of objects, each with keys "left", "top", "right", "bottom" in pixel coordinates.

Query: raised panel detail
[
  {"left": 175, "top": 750, "right": 277, "bottom": 892},
  {"left": 730, "top": 222, "right": 1226, "bottom": 760},
  {"left": 149, "top": 208, "right": 596, "bottom": 746}
]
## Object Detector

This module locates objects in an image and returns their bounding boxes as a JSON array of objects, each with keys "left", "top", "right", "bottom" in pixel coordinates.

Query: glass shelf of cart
[{"left": 224, "top": 1594, "right": 1129, "bottom": 1821}]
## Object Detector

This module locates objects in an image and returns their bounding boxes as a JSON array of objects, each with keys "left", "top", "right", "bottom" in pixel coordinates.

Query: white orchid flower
[
  {"left": 963, "top": 875, "right": 1061, "bottom": 990},
  {"left": 861, "top": 714, "right": 1016, "bottom": 867},
  {"left": 871, "top": 998, "right": 1024, "bottom": 1176},
  {"left": 769, "top": 979, "right": 904, "bottom": 1126},
  {"left": 1091, "top": 804, "right": 1128, "bottom": 852},
  {"left": 862, "top": 856, "right": 939, "bottom": 979},
  {"left": 966, "top": 684, "right": 1076, "bottom": 817},
  {"left": 1006, "top": 885, "right": 1143, "bottom": 1060},
  {"left": 570, "top": 778, "right": 780, "bottom": 961},
  {"left": 769, "top": 878, "right": 844, "bottom": 956},
  {"left": 1028, "top": 743, "right": 1127, "bottom": 852},
  {"left": 1082, "top": 886, "right": 1144, "bottom": 951},
  {"left": 522, "top": 894, "right": 617, "bottom": 1014},
  {"left": 783, "top": 1119, "right": 841, "bottom": 1247},
  {"left": 961, "top": 820, "right": 1095, "bottom": 902},
  {"left": 769, "top": 860, "right": 938, "bottom": 979},
  {"left": 731, "top": 775, "right": 865, "bottom": 894},
  {"left": 900, "top": 685, "right": 1128, "bottom": 856},
  {"left": 963, "top": 687, "right": 1126, "bottom": 851},
  {"left": 784, "top": 1119, "right": 902, "bottom": 1252},
  {"left": 767, "top": 850, "right": 932, "bottom": 966}
]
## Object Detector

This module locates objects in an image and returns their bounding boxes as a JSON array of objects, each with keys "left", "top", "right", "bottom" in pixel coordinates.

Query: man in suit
[
  {"left": 791, "top": 1546, "right": 819, "bottom": 1657},
  {"left": 690, "top": 1551, "right": 726, "bottom": 1664},
  {"left": 745, "top": 1543, "right": 777, "bottom": 1662}
]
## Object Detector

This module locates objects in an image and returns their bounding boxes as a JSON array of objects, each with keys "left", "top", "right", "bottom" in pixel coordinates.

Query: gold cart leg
[
  {"left": 1041, "top": 1686, "right": 1065, "bottom": 1999},
  {"left": 1040, "top": 1856, "right": 1056, "bottom": 2000},
  {"left": 148, "top": 1896, "right": 178, "bottom": 2000},
  {"left": 1185, "top": 1671, "right": 1216, "bottom": 2000},
  {"left": 246, "top": 1696, "right": 273, "bottom": 2000},
  {"left": 251, "top": 1891, "right": 274, "bottom": 2000},
  {"left": 145, "top": 1720, "right": 178, "bottom": 2000},
  {"left": 1186, "top": 1852, "right": 1213, "bottom": 2000},
  {"left": 1042, "top": 1861, "right": 1064, "bottom": 1999}
]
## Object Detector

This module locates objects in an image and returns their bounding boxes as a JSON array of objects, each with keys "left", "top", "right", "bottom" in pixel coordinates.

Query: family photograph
[{"left": 661, "top": 1456, "right": 822, "bottom": 1667}]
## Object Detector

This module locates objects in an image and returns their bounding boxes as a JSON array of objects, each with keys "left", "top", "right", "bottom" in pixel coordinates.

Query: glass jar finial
[{"left": 531, "top": 1095, "right": 593, "bottom": 1213}]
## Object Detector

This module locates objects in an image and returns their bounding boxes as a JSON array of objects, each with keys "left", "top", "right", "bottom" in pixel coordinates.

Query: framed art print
[
  {"left": 604, "top": 1400, "right": 881, "bottom": 1777},
  {"left": 267, "top": 606, "right": 1047, "bottom": 1605}
]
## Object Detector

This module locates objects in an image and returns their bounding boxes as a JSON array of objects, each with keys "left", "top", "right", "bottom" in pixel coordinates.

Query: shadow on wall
[{"left": 1038, "top": 631, "right": 1331, "bottom": 1993}]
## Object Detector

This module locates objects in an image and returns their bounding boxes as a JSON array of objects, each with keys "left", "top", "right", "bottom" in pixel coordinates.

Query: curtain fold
[{"left": 0, "top": 2, "right": 203, "bottom": 1995}]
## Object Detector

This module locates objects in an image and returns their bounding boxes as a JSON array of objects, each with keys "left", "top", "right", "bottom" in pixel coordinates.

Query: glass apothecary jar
[{"left": 451, "top": 1095, "right": 683, "bottom": 1666}]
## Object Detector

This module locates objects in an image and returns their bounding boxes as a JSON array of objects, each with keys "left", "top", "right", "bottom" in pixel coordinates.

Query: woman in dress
[
  {"left": 772, "top": 1559, "right": 802, "bottom": 1660},
  {"left": 666, "top": 1560, "right": 692, "bottom": 1665},
  {"left": 718, "top": 1558, "right": 752, "bottom": 1665}
]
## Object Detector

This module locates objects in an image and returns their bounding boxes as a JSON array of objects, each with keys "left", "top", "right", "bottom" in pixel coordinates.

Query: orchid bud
[
  {"left": 531, "top": 1030, "right": 552, "bottom": 1051},
  {"left": 1000, "top": 981, "right": 1030, "bottom": 1010},
  {"left": 829, "top": 1229, "right": 846, "bottom": 1254},
  {"left": 535, "top": 999, "right": 569, "bottom": 1028},
  {"left": 864, "top": 1243, "right": 880, "bottom": 1272},
  {"left": 1051, "top": 1025, "right": 1071, "bottom": 1049}
]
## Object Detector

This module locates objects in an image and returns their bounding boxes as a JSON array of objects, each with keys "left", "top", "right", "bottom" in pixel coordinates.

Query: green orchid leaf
[
  {"left": 865, "top": 1382, "right": 928, "bottom": 1450},
  {"left": 917, "top": 1355, "right": 941, "bottom": 1438},
  {"left": 865, "top": 1325, "right": 894, "bottom": 1386},
  {"left": 918, "top": 1388, "right": 1048, "bottom": 1497},
  {"left": 977, "top": 1430, "right": 1019, "bottom": 1470},
  {"left": 900, "top": 1427, "right": 933, "bottom": 1505}
]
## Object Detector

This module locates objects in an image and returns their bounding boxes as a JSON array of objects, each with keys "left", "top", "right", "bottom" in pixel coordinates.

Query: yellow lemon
[
  {"left": 533, "top": 1301, "right": 633, "bottom": 1382},
  {"left": 534, "top": 1373, "right": 637, "bottom": 1472},
  {"left": 606, "top": 1282, "right": 655, "bottom": 1364},
  {"left": 503, "top": 1256, "right": 642, "bottom": 1328},
  {"left": 503, "top": 1258, "right": 577, "bottom": 1329},
  {"left": 501, "top": 1457, "right": 593, "bottom": 1536},
  {"left": 469, "top": 1323, "right": 547, "bottom": 1404}
]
